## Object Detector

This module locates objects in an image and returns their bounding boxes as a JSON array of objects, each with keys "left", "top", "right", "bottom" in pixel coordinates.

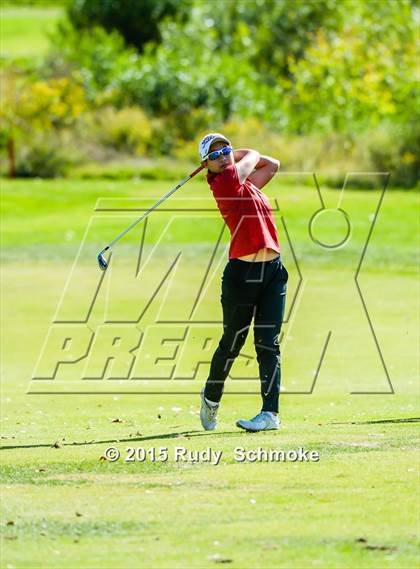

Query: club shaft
[{"left": 105, "top": 165, "right": 203, "bottom": 251}]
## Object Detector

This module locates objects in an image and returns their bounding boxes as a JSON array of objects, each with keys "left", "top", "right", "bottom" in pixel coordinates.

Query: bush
[
  {"left": 17, "top": 77, "right": 86, "bottom": 129},
  {"left": 93, "top": 106, "right": 153, "bottom": 155},
  {"left": 80, "top": 106, "right": 185, "bottom": 158},
  {"left": 71, "top": 158, "right": 194, "bottom": 181},
  {"left": 368, "top": 126, "right": 419, "bottom": 189},
  {"left": 15, "top": 139, "right": 77, "bottom": 178},
  {"left": 44, "top": 21, "right": 137, "bottom": 103}
]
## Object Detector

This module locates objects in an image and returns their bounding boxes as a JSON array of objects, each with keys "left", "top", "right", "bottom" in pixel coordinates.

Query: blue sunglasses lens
[{"left": 207, "top": 146, "right": 232, "bottom": 160}]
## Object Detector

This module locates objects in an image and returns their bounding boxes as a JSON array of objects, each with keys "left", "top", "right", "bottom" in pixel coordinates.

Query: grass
[
  {"left": 0, "top": 5, "right": 63, "bottom": 59},
  {"left": 1, "top": 175, "right": 419, "bottom": 568},
  {"left": 1, "top": 395, "right": 419, "bottom": 568},
  {"left": 1, "top": 177, "right": 418, "bottom": 269}
]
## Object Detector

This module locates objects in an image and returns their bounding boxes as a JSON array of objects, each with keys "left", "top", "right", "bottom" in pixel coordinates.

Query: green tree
[
  {"left": 44, "top": 22, "right": 138, "bottom": 103},
  {"left": 283, "top": 0, "right": 419, "bottom": 134},
  {"left": 195, "top": 0, "right": 341, "bottom": 80},
  {"left": 0, "top": 70, "right": 86, "bottom": 177},
  {"left": 112, "top": 6, "right": 287, "bottom": 127},
  {"left": 67, "top": 0, "right": 192, "bottom": 52}
]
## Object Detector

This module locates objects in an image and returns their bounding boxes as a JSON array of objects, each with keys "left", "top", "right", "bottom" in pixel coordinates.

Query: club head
[{"left": 97, "top": 249, "right": 109, "bottom": 271}]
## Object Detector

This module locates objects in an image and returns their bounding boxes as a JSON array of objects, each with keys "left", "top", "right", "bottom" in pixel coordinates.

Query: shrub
[
  {"left": 15, "top": 141, "right": 75, "bottom": 178},
  {"left": 17, "top": 77, "right": 86, "bottom": 129},
  {"left": 368, "top": 126, "right": 419, "bottom": 189},
  {"left": 1, "top": 67, "right": 87, "bottom": 178},
  {"left": 44, "top": 21, "right": 137, "bottom": 103},
  {"left": 93, "top": 107, "right": 153, "bottom": 155},
  {"left": 71, "top": 159, "right": 194, "bottom": 181}
]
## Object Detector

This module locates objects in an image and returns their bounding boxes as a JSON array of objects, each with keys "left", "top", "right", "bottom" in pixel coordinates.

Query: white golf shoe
[
  {"left": 200, "top": 389, "right": 219, "bottom": 431},
  {"left": 236, "top": 411, "right": 279, "bottom": 432}
]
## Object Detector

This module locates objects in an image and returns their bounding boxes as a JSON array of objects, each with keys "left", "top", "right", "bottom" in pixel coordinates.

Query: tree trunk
[{"left": 7, "top": 136, "right": 16, "bottom": 178}]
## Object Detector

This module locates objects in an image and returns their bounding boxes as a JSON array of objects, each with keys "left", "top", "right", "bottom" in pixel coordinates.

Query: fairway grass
[
  {"left": 1, "top": 177, "right": 419, "bottom": 568},
  {"left": 1, "top": 391, "right": 419, "bottom": 568},
  {"left": 0, "top": 6, "right": 63, "bottom": 59}
]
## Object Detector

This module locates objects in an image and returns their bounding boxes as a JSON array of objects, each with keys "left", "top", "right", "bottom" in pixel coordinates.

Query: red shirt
[{"left": 207, "top": 164, "right": 280, "bottom": 259}]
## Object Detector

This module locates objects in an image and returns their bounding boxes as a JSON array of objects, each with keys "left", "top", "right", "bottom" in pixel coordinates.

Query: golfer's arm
[
  {"left": 234, "top": 149, "right": 261, "bottom": 184},
  {"left": 248, "top": 155, "right": 280, "bottom": 189}
]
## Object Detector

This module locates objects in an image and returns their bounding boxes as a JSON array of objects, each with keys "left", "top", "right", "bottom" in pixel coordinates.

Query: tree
[
  {"left": 0, "top": 70, "right": 86, "bottom": 177},
  {"left": 282, "top": 0, "right": 419, "bottom": 134},
  {"left": 199, "top": 0, "right": 341, "bottom": 80},
  {"left": 67, "top": 0, "right": 192, "bottom": 52}
]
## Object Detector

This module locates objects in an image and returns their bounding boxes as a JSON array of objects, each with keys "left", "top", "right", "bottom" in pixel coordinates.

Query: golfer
[{"left": 198, "top": 133, "right": 288, "bottom": 432}]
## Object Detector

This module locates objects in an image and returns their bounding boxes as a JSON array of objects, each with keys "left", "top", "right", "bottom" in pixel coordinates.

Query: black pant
[{"left": 204, "top": 257, "right": 288, "bottom": 413}]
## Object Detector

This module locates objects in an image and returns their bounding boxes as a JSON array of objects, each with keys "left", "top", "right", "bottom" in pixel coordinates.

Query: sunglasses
[{"left": 206, "top": 146, "right": 232, "bottom": 161}]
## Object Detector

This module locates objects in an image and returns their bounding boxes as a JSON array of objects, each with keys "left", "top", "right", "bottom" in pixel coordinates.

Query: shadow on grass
[
  {"left": 0, "top": 429, "right": 243, "bottom": 451},
  {"left": 2, "top": 418, "right": 418, "bottom": 451},
  {"left": 329, "top": 417, "right": 420, "bottom": 425}
]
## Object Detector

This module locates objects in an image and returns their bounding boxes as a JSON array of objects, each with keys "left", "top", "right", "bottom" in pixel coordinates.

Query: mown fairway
[
  {"left": 1, "top": 175, "right": 419, "bottom": 568},
  {"left": 0, "top": 6, "right": 63, "bottom": 59}
]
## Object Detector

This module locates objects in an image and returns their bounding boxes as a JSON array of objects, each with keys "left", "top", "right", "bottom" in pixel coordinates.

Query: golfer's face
[{"left": 206, "top": 141, "right": 234, "bottom": 173}]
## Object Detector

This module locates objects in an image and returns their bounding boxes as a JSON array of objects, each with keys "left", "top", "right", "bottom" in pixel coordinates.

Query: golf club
[{"left": 96, "top": 165, "right": 204, "bottom": 270}]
